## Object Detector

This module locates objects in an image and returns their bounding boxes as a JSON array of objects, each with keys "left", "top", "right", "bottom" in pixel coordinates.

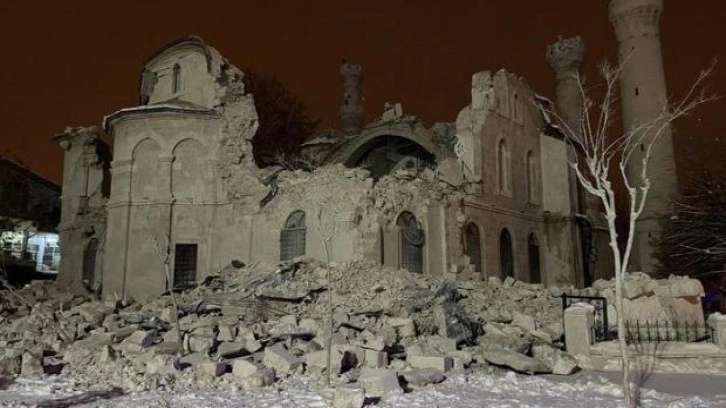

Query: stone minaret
[
  {"left": 339, "top": 61, "right": 363, "bottom": 135},
  {"left": 609, "top": 0, "right": 677, "bottom": 273},
  {"left": 546, "top": 36, "right": 586, "bottom": 139}
]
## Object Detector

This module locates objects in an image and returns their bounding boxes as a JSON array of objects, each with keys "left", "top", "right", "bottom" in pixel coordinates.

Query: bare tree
[
  {"left": 314, "top": 204, "right": 339, "bottom": 387},
  {"left": 542, "top": 59, "right": 715, "bottom": 406}
]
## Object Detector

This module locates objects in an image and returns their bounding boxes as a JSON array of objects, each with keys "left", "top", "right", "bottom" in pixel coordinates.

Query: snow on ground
[{"left": 1, "top": 371, "right": 725, "bottom": 408}]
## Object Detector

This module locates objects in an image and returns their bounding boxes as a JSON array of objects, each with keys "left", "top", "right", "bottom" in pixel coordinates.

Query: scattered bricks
[
  {"left": 197, "top": 361, "right": 227, "bottom": 377},
  {"left": 217, "top": 342, "right": 245, "bottom": 358},
  {"left": 263, "top": 344, "right": 302, "bottom": 375},
  {"left": 147, "top": 354, "right": 179, "bottom": 375},
  {"left": 407, "top": 355, "right": 453, "bottom": 372},
  {"left": 20, "top": 352, "right": 43, "bottom": 376},
  {"left": 364, "top": 349, "right": 388, "bottom": 368},
  {"left": 401, "top": 368, "right": 446, "bottom": 387},
  {"left": 217, "top": 324, "right": 237, "bottom": 342},
  {"left": 358, "top": 368, "right": 402, "bottom": 397},
  {"left": 232, "top": 358, "right": 263, "bottom": 378},
  {"left": 333, "top": 384, "right": 365, "bottom": 408},
  {"left": 240, "top": 367, "right": 275, "bottom": 389}
]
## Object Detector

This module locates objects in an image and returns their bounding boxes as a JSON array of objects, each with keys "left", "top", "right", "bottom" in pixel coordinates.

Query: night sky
[{"left": 1, "top": 0, "right": 724, "bottom": 185}]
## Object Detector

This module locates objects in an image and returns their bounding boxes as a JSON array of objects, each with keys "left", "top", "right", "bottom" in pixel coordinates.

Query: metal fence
[{"left": 623, "top": 319, "right": 713, "bottom": 343}]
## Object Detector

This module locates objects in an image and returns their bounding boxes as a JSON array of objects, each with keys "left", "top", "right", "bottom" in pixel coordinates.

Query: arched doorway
[
  {"left": 464, "top": 222, "right": 482, "bottom": 274},
  {"left": 345, "top": 136, "right": 436, "bottom": 179},
  {"left": 528, "top": 233, "right": 541, "bottom": 283},
  {"left": 83, "top": 238, "right": 99, "bottom": 287},
  {"left": 397, "top": 211, "right": 424, "bottom": 274},
  {"left": 500, "top": 228, "right": 514, "bottom": 279}
]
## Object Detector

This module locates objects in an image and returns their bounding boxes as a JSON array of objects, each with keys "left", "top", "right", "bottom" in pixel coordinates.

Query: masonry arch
[
  {"left": 397, "top": 211, "right": 424, "bottom": 274},
  {"left": 280, "top": 211, "right": 307, "bottom": 261},
  {"left": 131, "top": 138, "right": 161, "bottom": 200},
  {"left": 497, "top": 137, "right": 511, "bottom": 195},
  {"left": 500, "top": 228, "right": 514, "bottom": 279},
  {"left": 171, "top": 138, "right": 209, "bottom": 200}
]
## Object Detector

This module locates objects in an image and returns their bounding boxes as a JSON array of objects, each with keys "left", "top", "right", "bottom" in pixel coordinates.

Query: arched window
[
  {"left": 528, "top": 233, "right": 541, "bottom": 283},
  {"left": 526, "top": 150, "right": 536, "bottom": 202},
  {"left": 172, "top": 63, "right": 182, "bottom": 94},
  {"left": 83, "top": 238, "right": 99, "bottom": 286},
  {"left": 500, "top": 228, "right": 514, "bottom": 279},
  {"left": 280, "top": 211, "right": 306, "bottom": 261},
  {"left": 498, "top": 139, "right": 510, "bottom": 194},
  {"left": 464, "top": 222, "right": 483, "bottom": 274},
  {"left": 397, "top": 211, "right": 424, "bottom": 274}
]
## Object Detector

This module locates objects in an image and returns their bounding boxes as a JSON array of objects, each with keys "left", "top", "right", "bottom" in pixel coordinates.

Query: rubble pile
[{"left": 0, "top": 260, "right": 578, "bottom": 404}]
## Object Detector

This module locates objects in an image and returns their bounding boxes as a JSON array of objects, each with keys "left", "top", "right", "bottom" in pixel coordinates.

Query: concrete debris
[{"left": 0, "top": 259, "right": 609, "bottom": 395}]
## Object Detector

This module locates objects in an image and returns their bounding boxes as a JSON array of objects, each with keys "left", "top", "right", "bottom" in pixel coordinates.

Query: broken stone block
[
  {"left": 0, "top": 355, "right": 21, "bottom": 376},
  {"left": 120, "top": 330, "right": 154, "bottom": 352},
  {"left": 426, "top": 336, "right": 458, "bottom": 353},
  {"left": 401, "top": 368, "right": 446, "bottom": 387},
  {"left": 279, "top": 315, "right": 298, "bottom": 326},
  {"left": 178, "top": 352, "right": 208, "bottom": 367},
  {"left": 478, "top": 332, "right": 530, "bottom": 355},
  {"left": 197, "top": 361, "right": 227, "bottom": 377},
  {"left": 20, "top": 352, "right": 43, "bottom": 376},
  {"left": 407, "top": 355, "right": 453, "bottom": 372},
  {"left": 333, "top": 384, "right": 365, "bottom": 408},
  {"left": 159, "top": 307, "right": 176, "bottom": 323},
  {"left": 364, "top": 349, "right": 388, "bottom": 368},
  {"left": 358, "top": 368, "right": 402, "bottom": 397},
  {"left": 299, "top": 318, "right": 323, "bottom": 336},
  {"left": 305, "top": 348, "right": 357, "bottom": 374},
  {"left": 147, "top": 354, "right": 179, "bottom": 375},
  {"left": 217, "top": 342, "right": 245, "bottom": 358},
  {"left": 217, "top": 324, "right": 237, "bottom": 342},
  {"left": 240, "top": 367, "right": 275, "bottom": 389},
  {"left": 512, "top": 312, "right": 537, "bottom": 332},
  {"left": 479, "top": 347, "right": 551, "bottom": 374},
  {"left": 552, "top": 351, "right": 578, "bottom": 375},
  {"left": 186, "top": 334, "right": 216, "bottom": 354},
  {"left": 62, "top": 348, "right": 94, "bottom": 367},
  {"left": 162, "top": 329, "right": 182, "bottom": 344},
  {"left": 232, "top": 358, "right": 263, "bottom": 378},
  {"left": 388, "top": 318, "right": 416, "bottom": 339},
  {"left": 238, "top": 330, "right": 262, "bottom": 353},
  {"left": 263, "top": 344, "right": 302, "bottom": 375},
  {"left": 96, "top": 345, "right": 116, "bottom": 364}
]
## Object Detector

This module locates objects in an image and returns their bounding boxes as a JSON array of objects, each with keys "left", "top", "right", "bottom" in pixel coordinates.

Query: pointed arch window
[
  {"left": 398, "top": 211, "right": 424, "bottom": 274},
  {"left": 172, "top": 63, "right": 182, "bottom": 94},
  {"left": 464, "top": 222, "right": 483, "bottom": 274},
  {"left": 528, "top": 233, "right": 541, "bottom": 283},
  {"left": 500, "top": 228, "right": 514, "bottom": 279},
  {"left": 281, "top": 211, "right": 306, "bottom": 261}
]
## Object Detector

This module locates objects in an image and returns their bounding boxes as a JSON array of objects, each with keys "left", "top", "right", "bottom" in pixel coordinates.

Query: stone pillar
[
  {"left": 707, "top": 313, "right": 726, "bottom": 349},
  {"left": 609, "top": 0, "right": 678, "bottom": 273},
  {"left": 546, "top": 36, "right": 585, "bottom": 140},
  {"left": 339, "top": 62, "right": 363, "bottom": 135},
  {"left": 564, "top": 303, "right": 595, "bottom": 356}
]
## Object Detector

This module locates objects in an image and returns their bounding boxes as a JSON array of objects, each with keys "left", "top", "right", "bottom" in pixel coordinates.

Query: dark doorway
[
  {"left": 465, "top": 223, "right": 482, "bottom": 273},
  {"left": 528, "top": 233, "right": 541, "bottom": 283},
  {"left": 173, "top": 243, "right": 197, "bottom": 288},
  {"left": 82, "top": 238, "right": 98, "bottom": 286},
  {"left": 500, "top": 228, "right": 514, "bottom": 279},
  {"left": 398, "top": 211, "right": 424, "bottom": 274}
]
